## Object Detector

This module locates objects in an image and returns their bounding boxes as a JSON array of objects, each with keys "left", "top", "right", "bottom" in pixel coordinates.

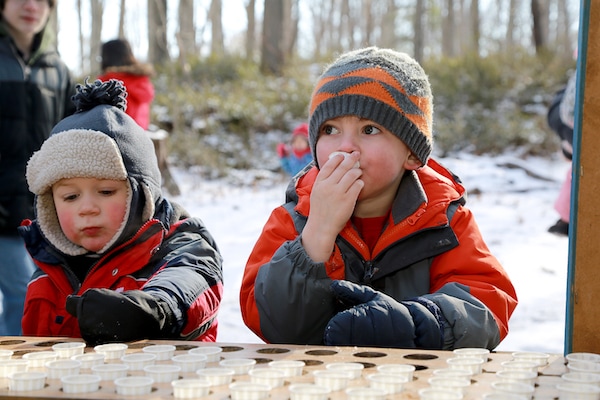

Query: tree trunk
[
  {"left": 470, "top": 0, "right": 480, "bottom": 56},
  {"left": 118, "top": 0, "right": 126, "bottom": 38},
  {"left": 531, "top": 0, "right": 550, "bottom": 55},
  {"left": 261, "top": 0, "right": 285, "bottom": 75},
  {"left": 413, "top": 0, "right": 425, "bottom": 62},
  {"left": 442, "top": 0, "right": 456, "bottom": 57},
  {"left": 209, "top": 0, "right": 224, "bottom": 56},
  {"left": 90, "top": 0, "right": 103, "bottom": 76},
  {"left": 177, "top": 0, "right": 195, "bottom": 65},
  {"left": 244, "top": 0, "right": 256, "bottom": 61},
  {"left": 148, "top": 0, "right": 169, "bottom": 65},
  {"left": 77, "top": 0, "right": 84, "bottom": 74}
]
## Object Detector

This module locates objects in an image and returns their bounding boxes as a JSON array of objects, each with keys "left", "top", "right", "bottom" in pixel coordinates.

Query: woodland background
[{"left": 48, "top": 0, "right": 580, "bottom": 174}]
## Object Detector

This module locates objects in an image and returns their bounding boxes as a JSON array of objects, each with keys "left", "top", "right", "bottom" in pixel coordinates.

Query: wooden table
[{"left": 0, "top": 336, "right": 566, "bottom": 399}]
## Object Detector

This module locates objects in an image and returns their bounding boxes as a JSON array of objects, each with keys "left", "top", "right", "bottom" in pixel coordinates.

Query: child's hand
[
  {"left": 276, "top": 143, "right": 289, "bottom": 158},
  {"left": 301, "top": 151, "right": 363, "bottom": 262},
  {"left": 66, "top": 289, "right": 168, "bottom": 346},
  {"left": 323, "top": 280, "right": 444, "bottom": 349}
]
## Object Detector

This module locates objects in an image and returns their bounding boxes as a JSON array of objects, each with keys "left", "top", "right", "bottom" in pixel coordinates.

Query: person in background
[
  {"left": 0, "top": 0, "right": 76, "bottom": 335},
  {"left": 98, "top": 38, "right": 154, "bottom": 129},
  {"left": 547, "top": 71, "right": 576, "bottom": 236},
  {"left": 19, "top": 79, "right": 223, "bottom": 345},
  {"left": 240, "top": 47, "right": 517, "bottom": 350},
  {"left": 277, "top": 122, "right": 313, "bottom": 176}
]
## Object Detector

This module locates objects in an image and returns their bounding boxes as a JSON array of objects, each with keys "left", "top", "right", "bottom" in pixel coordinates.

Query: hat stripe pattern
[{"left": 308, "top": 47, "right": 433, "bottom": 165}]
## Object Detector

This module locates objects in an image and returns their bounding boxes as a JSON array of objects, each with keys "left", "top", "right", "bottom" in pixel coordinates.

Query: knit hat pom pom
[{"left": 73, "top": 78, "right": 128, "bottom": 113}]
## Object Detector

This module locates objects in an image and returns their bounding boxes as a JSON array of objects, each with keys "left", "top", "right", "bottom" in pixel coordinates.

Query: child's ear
[{"left": 404, "top": 153, "right": 422, "bottom": 170}]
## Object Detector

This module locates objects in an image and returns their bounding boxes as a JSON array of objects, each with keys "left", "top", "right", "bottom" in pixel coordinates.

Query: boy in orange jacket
[{"left": 240, "top": 47, "right": 517, "bottom": 350}]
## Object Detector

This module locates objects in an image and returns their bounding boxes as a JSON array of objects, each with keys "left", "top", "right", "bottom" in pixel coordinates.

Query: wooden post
[{"left": 566, "top": 0, "right": 600, "bottom": 354}]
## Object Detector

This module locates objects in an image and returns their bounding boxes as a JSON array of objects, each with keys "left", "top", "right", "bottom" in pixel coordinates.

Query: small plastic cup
[
  {"left": 567, "top": 360, "right": 600, "bottom": 373},
  {"left": 312, "top": 369, "right": 353, "bottom": 391},
  {"left": 114, "top": 376, "right": 154, "bottom": 396},
  {"left": 446, "top": 356, "right": 484, "bottom": 375},
  {"left": 249, "top": 367, "right": 286, "bottom": 388},
  {"left": 346, "top": 386, "right": 387, "bottom": 400},
  {"left": 452, "top": 347, "right": 490, "bottom": 362},
  {"left": 288, "top": 383, "right": 331, "bottom": 400},
  {"left": 376, "top": 363, "right": 416, "bottom": 381},
  {"left": 432, "top": 368, "right": 473, "bottom": 380},
  {"left": 219, "top": 358, "right": 256, "bottom": 375},
  {"left": 0, "top": 349, "right": 13, "bottom": 360},
  {"left": 428, "top": 376, "right": 471, "bottom": 395},
  {"left": 93, "top": 343, "right": 128, "bottom": 360},
  {"left": 366, "top": 372, "right": 408, "bottom": 394},
  {"left": 8, "top": 371, "right": 46, "bottom": 391},
  {"left": 268, "top": 359, "right": 305, "bottom": 377},
  {"left": 45, "top": 359, "right": 82, "bottom": 379},
  {"left": 561, "top": 371, "right": 600, "bottom": 386},
  {"left": 172, "top": 378, "right": 212, "bottom": 399},
  {"left": 325, "top": 362, "right": 364, "bottom": 379},
  {"left": 0, "top": 359, "right": 29, "bottom": 378},
  {"left": 91, "top": 363, "right": 129, "bottom": 380},
  {"left": 418, "top": 387, "right": 463, "bottom": 399},
  {"left": 22, "top": 351, "right": 58, "bottom": 368},
  {"left": 511, "top": 351, "right": 550, "bottom": 367},
  {"left": 171, "top": 353, "right": 207, "bottom": 372},
  {"left": 142, "top": 344, "right": 176, "bottom": 361},
  {"left": 565, "top": 352, "right": 600, "bottom": 364},
  {"left": 71, "top": 352, "right": 105, "bottom": 369},
  {"left": 52, "top": 342, "right": 85, "bottom": 358},
  {"left": 495, "top": 370, "right": 538, "bottom": 386},
  {"left": 483, "top": 394, "right": 528, "bottom": 400},
  {"left": 120, "top": 353, "right": 157, "bottom": 371},
  {"left": 556, "top": 382, "right": 600, "bottom": 399},
  {"left": 188, "top": 346, "right": 223, "bottom": 362},
  {"left": 490, "top": 381, "right": 534, "bottom": 399},
  {"left": 500, "top": 360, "right": 539, "bottom": 373},
  {"left": 61, "top": 374, "right": 101, "bottom": 394},
  {"left": 144, "top": 364, "right": 181, "bottom": 383},
  {"left": 229, "top": 381, "right": 271, "bottom": 400},
  {"left": 196, "top": 367, "right": 235, "bottom": 386}
]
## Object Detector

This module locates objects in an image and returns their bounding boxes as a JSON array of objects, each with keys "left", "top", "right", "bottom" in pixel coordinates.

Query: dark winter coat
[
  {"left": 19, "top": 201, "right": 223, "bottom": 342},
  {"left": 241, "top": 159, "right": 518, "bottom": 350},
  {"left": 0, "top": 21, "right": 76, "bottom": 234}
]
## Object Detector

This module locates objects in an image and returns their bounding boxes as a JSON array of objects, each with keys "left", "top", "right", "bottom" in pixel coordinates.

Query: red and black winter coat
[
  {"left": 240, "top": 159, "right": 518, "bottom": 350},
  {"left": 19, "top": 200, "right": 223, "bottom": 341}
]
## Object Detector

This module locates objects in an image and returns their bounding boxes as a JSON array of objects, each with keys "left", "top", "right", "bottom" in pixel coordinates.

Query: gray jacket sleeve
[
  {"left": 425, "top": 282, "right": 501, "bottom": 350},
  {"left": 254, "top": 237, "right": 337, "bottom": 344}
]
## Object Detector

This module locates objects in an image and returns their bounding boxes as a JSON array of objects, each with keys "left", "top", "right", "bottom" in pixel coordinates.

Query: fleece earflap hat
[
  {"left": 308, "top": 47, "right": 433, "bottom": 166},
  {"left": 26, "top": 79, "right": 162, "bottom": 256}
]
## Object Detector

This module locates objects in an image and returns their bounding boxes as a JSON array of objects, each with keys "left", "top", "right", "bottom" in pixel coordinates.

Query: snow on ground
[{"left": 169, "top": 152, "right": 571, "bottom": 354}]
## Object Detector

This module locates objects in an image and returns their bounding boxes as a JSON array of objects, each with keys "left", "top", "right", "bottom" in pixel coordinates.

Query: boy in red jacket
[
  {"left": 240, "top": 47, "right": 518, "bottom": 350},
  {"left": 19, "top": 80, "right": 223, "bottom": 345}
]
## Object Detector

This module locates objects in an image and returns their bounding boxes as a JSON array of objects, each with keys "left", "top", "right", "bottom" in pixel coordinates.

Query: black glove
[
  {"left": 66, "top": 289, "right": 169, "bottom": 346},
  {"left": 323, "top": 280, "right": 444, "bottom": 349}
]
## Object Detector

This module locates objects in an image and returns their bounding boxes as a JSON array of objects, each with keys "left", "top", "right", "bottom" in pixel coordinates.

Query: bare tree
[
  {"left": 531, "top": 0, "right": 550, "bottom": 55},
  {"left": 177, "top": 0, "right": 195, "bottom": 65},
  {"left": 469, "top": 0, "right": 480, "bottom": 55},
  {"left": 118, "top": 0, "right": 126, "bottom": 38},
  {"left": 413, "top": 0, "right": 425, "bottom": 62},
  {"left": 148, "top": 0, "right": 169, "bottom": 65},
  {"left": 90, "top": 0, "right": 104, "bottom": 76},
  {"left": 245, "top": 0, "right": 256, "bottom": 60},
  {"left": 442, "top": 0, "right": 457, "bottom": 57},
  {"left": 208, "top": 0, "right": 224, "bottom": 56},
  {"left": 261, "top": 0, "right": 285, "bottom": 75},
  {"left": 77, "top": 0, "right": 84, "bottom": 74}
]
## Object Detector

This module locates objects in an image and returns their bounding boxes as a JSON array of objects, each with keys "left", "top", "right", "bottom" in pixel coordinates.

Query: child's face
[
  {"left": 316, "top": 115, "right": 420, "bottom": 204},
  {"left": 2, "top": 0, "right": 50, "bottom": 42},
  {"left": 291, "top": 135, "right": 309, "bottom": 151},
  {"left": 52, "top": 177, "right": 129, "bottom": 252}
]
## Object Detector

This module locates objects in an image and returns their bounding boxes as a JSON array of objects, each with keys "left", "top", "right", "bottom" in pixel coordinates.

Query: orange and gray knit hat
[{"left": 308, "top": 47, "right": 433, "bottom": 166}]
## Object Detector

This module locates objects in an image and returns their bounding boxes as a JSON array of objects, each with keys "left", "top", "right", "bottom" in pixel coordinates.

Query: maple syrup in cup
[
  {"left": 556, "top": 382, "right": 600, "bottom": 400},
  {"left": 376, "top": 363, "right": 416, "bottom": 381},
  {"left": 268, "top": 359, "right": 305, "bottom": 377},
  {"left": 345, "top": 386, "right": 387, "bottom": 400}
]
